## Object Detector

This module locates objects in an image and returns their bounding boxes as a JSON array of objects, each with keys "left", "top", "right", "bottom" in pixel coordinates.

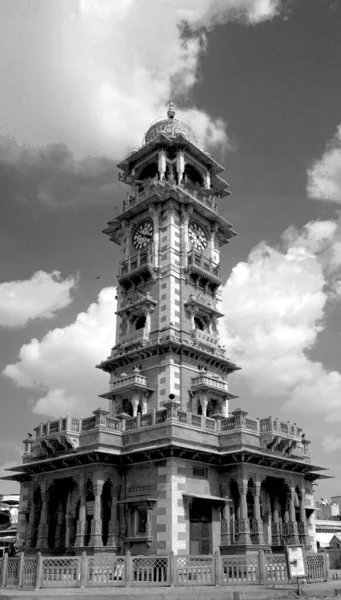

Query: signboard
[{"left": 286, "top": 545, "right": 306, "bottom": 579}]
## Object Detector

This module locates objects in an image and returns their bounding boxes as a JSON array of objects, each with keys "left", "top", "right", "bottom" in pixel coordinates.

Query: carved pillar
[
  {"left": 107, "top": 485, "right": 120, "bottom": 548},
  {"left": 25, "top": 486, "right": 36, "bottom": 548},
  {"left": 148, "top": 204, "right": 160, "bottom": 267},
  {"left": 272, "top": 497, "right": 282, "bottom": 546},
  {"left": 220, "top": 497, "right": 231, "bottom": 546},
  {"left": 177, "top": 150, "right": 185, "bottom": 184},
  {"left": 202, "top": 391, "right": 208, "bottom": 417},
  {"left": 141, "top": 392, "right": 148, "bottom": 415},
  {"left": 54, "top": 499, "right": 66, "bottom": 549},
  {"left": 89, "top": 476, "right": 104, "bottom": 548},
  {"left": 64, "top": 492, "right": 73, "bottom": 550},
  {"left": 132, "top": 391, "right": 140, "bottom": 417},
  {"left": 36, "top": 482, "right": 49, "bottom": 550},
  {"left": 252, "top": 481, "right": 264, "bottom": 545},
  {"left": 158, "top": 149, "right": 166, "bottom": 181},
  {"left": 236, "top": 480, "right": 251, "bottom": 545},
  {"left": 283, "top": 484, "right": 298, "bottom": 544},
  {"left": 74, "top": 476, "right": 86, "bottom": 548},
  {"left": 299, "top": 485, "right": 308, "bottom": 545},
  {"left": 209, "top": 222, "right": 218, "bottom": 262}
]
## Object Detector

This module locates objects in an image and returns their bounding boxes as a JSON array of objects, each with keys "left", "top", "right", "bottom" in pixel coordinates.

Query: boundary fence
[{"left": 0, "top": 550, "right": 329, "bottom": 589}]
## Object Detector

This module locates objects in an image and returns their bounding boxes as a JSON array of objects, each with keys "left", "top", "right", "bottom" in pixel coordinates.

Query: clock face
[
  {"left": 188, "top": 222, "right": 208, "bottom": 250},
  {"left": 132, "top": 220, "right": 154, "bottom": 250}
]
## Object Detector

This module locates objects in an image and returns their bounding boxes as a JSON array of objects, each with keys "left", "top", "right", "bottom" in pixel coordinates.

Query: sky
[{"left": 1, "top": 0, "right": 341, "bottom": 499}]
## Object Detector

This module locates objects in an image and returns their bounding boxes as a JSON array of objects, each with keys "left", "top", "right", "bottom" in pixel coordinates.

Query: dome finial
[{"left": 167, "top": 102, "right": 175, "bottom": 120}]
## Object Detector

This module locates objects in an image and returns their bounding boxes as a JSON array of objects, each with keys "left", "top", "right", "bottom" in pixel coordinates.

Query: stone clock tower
[
  {"left": 99, "top": 103, "right": 239, "bottom": 419},
  {"left": 12, "top": 103, "right": 319, "bottom": 559}
]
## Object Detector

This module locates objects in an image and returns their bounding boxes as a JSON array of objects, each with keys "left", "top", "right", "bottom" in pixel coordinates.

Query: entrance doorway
[{"left": 189, "top": 499, "right": 212, "bottom": 555}]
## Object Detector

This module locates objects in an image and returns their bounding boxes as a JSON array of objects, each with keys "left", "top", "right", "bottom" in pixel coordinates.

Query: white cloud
[
  {"left": 0, "top": 271, "right": 76, "bottom": 327},
  {"left": 220, "top": 219, "right": 341, "bottom": 425},
  {"left": 0, "top": 0, "right": 284, "bottom": 160},
  {"left": 3, "top": 288, "right": 117, "bottom": 417},
  {"left": 322, "top": 435, "right": 341, "bottom": 453},
  {"left": 307, "top": 123, "right": 341, "bottom": 203}
]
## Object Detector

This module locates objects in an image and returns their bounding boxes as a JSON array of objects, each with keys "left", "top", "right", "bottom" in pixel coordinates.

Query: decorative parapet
[
  {"left": 187, "top": 250, "right": 221, "bottom": 281},
  {"left": 24, "top": 406, "right": 311, "bottom": 464},
  {"left": 191, "top": 329, "right": 220, "bottom": 349},
  {"left": 191, "top": 374, "right": 229, "bottom": 393},
  {"left": 259, "top": 416, "right": 309, "bottom": 458}
]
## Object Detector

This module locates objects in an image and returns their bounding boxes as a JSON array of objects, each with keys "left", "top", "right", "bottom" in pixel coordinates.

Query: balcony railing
[
  {"left": 191, "top": 329, "right": 219, "bottom": 348},
  {"left": 119, "top": 247, "right": 154, "bottom": 278},
  {"left": 121, "top": 180, "right": 219, "bottom": 215},
  {"left": 191, "top": 374, "right": 228, "bottom": 392},
  {"left": 110, "top": 373, "right": 149, "bottom": 391},
  {"left": 259, "top": 417, "right": 302, "bottom": 440},
  {"left": 119, "top": 328, "right": 149, "bottom": 348},
  {"left": 187, "top": 250, "right": 220, "bottom": 280}
]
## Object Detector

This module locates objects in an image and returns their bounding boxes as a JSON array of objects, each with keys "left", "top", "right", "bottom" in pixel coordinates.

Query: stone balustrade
[
  {"left": 122, "top": 180, "right": 219, "bottom": 216},
  {"left": 28, "top": 406, "right": 309, "bottom": 463},
  {"left": 191, "top": 373, "right": 228, "bottom": 391},
  {"left": 118, "top": 247, "right": 154, "bottom": 277},
  {"left": 191, "top": 329, "right": 220, "bottom": 348},
  {"left": 110, "top": 373, "right": 149, "bottom": 391},
  {"left": 119, "top": 328, "right": 149, "bottom": 348},
  {"left": 187, "top": 250, "right": 220, "bottom": 279},
  {"left": 259, "top": 416, "right": 302, "bottom": 440}
]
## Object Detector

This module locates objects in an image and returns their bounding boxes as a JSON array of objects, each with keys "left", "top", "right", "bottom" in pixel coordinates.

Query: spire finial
[{"left": 167, "top": 102, "right": 175, "bottom": 120}]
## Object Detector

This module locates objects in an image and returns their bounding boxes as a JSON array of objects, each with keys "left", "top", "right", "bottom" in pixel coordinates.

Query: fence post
[
  {"left": 258, "top": 549, "right": 265, "bottom": 585},
  {"left": 125, "top": 551, "right": 131, "bottom": 587},
  {"left": 169, "top": 551, "right": 175, "bottom": 587},
  {"left": 214, "top": 549, "right": 220, "bottom": 586},
  {"left": 18, "top": 552, "right": 25, "bottom": 588},
  {"left": 80, "top": 551, "right": 87, "bottom": 588},
  {"left": 324, "top": 551, "right": 330, "bottom": 581},
  {"left": 1, "top": 553, "right": 8, "bottom": 587},
  {"left": 35, "top": 552, "right": 43, "bottom": 590}
]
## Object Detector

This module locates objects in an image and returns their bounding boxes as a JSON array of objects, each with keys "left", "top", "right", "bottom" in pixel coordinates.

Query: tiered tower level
[
  {"left": 99, "top": 103, "right": 239, "bottom": 418},
  {"left": 8, "top": 105, "right": 325, "bottom": 558}
]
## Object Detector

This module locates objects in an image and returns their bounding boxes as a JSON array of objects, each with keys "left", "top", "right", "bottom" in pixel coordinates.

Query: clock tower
[{"left": 99, "top": 103, "right": 239, "bottom": 420}]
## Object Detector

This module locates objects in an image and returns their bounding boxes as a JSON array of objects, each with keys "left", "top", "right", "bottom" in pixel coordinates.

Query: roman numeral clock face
[
  {"left": 132, "top": 220, "right": 154, "bottom": 250},
  {"left": 188, "top": 222, "right": 208, "bottom": 250}
]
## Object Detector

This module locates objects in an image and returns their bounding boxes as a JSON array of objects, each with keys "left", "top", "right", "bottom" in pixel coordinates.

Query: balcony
[
  {"left": 118, "top": 248, "right": 155, "bottom": 290},
  {"left": 186, "top": 250, "right": 221, "bottom": 292},
  {"left": 191, "top": 374, "right": 229, "bottom": 393},
  {"left": 191, "top": 329, "right": 219, "bottom": 348},
  {"left": 259, "top": 416, "right": 309, "bottom": 457},
  {"left": 100, "top": 373, "right": 153, "bottom": 400},
  {"left": 119, "top": 328, "right": 150, "bottom": 349},
  {"left": 23, "top": 406, "right": 312, "bottom": 468}
]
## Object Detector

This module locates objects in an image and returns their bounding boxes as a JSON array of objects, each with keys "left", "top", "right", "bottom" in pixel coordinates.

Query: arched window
[
  {"left": 194, "top": 316, "right": 204, "bottom": 331},
  {"left": 138, "top": 163, "right": 158, "bottom": 183},
  {"left": 135, "top": 315, "right": 146, "bottom": 330},
  {"left": 184, "top": 164, "right": 203, "bottom": 187}
]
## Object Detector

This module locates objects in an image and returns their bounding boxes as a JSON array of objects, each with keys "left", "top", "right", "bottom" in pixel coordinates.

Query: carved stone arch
[
  {"left": 183, "top": 162, "right": 205, "bottom": 188},
  {"left": 136, "top": 161, "right": 159, "bottom": 184}
]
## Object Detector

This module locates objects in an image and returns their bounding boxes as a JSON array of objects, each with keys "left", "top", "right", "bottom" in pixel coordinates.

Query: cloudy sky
[{"left": 1, "top": 0, "right": 341, "bottom": 498}]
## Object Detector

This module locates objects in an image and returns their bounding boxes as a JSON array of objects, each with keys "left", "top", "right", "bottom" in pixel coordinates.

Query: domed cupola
[{"left": 143, "top": 102, "right": 198, "bottom": 146}]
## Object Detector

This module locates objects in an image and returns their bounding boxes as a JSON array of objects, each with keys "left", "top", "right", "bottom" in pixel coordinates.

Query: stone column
[
  {"left": 74, "top": 476, "right": 86, "bottom": 548},
  {"left": 107, "top": 485, "right": 121, "bottom": 549},
  {"left": 252, "top": 481, "right": 264, "bottom": 545},
  {"left": 283, "top": 484, "right": 298, "bottom": 544},
  {"left": 36, "top": 482, "right": 49, "bottom": 550},
  {"left": 132, "top": 391, "right": 140, "bottom": 417},
  {"left": 25, "top": 487, "right": 36, "bottom": 548},
  {"left": 89, "top": 476, "right": 104, "bottom": 548},
  {"left": 180, "top": 205, "right": 193, "bottom": 268},
  {"left": 299, "top": 485, "right": 308, "bottom": 545},
  {"left": 272, "top": 498, "right": 282, "bottom": 546},
  {"left": 148, "top": 204, "right": 160, "bottom": 267},
  {"left": 54, "top": 499, "right": 66, "bottom": 549},
  {"left": 202, "top": 391, "right": 208, "bottom": 417},
  {"left": 158, "top": 149, "right": 166, "bottom": 181},
  {"left": 64, "top": 492, "right": 73, "bottom": 550},
  {"left": 236, "top": 480, "right": 251, "bottom": 545},
  {"left": 176, "top": 150, "right": 185, "bottom": 184},
  {"left": 209, "top": 222, "right": 218, "bottom": 262}
]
